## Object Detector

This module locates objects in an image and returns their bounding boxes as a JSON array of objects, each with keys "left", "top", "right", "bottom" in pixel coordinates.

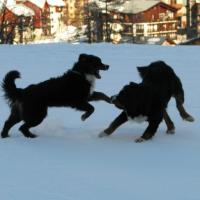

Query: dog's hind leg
[
  {"left": 19, "top": 117, "right": 44, "bottom": 138},
  {"left": 19, "top": 123, "right": 38, "bottom": 138},
  {"left": 77, "top": 102, "right": 94, "bottom": 121},
  {"left": 175, "top": 94, "right": 194, "bottom": 122},
  {"left": 19, "top": 106, "right": 47, "bottom": 138},
  {"left": 135, "top": 119, "right": 162, "bottom": 143},
  {"left": 1, "top": 109, "right": 21, "bottom": 138},
  {"left": 163, "top": 110, "right": 175, "bottom": 134},
  {"left": 99, "top": 111, "right": 128, "bottom": 137}
]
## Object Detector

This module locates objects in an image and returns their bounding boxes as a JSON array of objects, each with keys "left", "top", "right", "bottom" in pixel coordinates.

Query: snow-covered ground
[{"left": 0, "top": 43, "right": 199, "bottom": 200}]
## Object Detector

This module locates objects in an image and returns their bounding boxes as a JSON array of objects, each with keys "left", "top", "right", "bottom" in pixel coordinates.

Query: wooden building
[
  {"left": 179, "top": 37, "right": 200, "bottom": 45},
  {"left": 191, "top": 2, "right": 200, "bottom": 37},
  {"left": 22, "top": 1, "right": 45, "bottom": 29},
  {"left": 62, "top": 0, "right": 87, "bottom": 27},
  {"left": 18, "top": 0, "right": 65, "bottom": 35},
  {"left": 0, "top": 2, "right": 34, "bottom": 43},
  {"left": 108, "top": 0, "right": 178, "bottom": 42}
]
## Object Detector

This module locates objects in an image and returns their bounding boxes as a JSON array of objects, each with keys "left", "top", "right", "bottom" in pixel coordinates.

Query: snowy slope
[{"left": 0, "top": 43, "right": 199, "bottom": 200}]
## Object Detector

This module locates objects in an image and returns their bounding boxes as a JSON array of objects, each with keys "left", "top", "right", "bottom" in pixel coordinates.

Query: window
[
  {"left": 159, "top": 13, "right": 165, "bottom": 20},
  {"left": 56, "top": 7, "right": 63, "bottom": 12}
]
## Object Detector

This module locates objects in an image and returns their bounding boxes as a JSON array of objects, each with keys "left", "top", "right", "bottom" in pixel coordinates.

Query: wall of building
[{"left": 132, "top": 3, "right": 176, "bottom": 23}]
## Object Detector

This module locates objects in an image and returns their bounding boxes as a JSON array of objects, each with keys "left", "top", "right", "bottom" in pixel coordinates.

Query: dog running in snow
[
  {"left": 1, "top": 54, "right": 110, "bottom": 138},
  {"left": 99, "top": 61, "right": 194, "bottom": 142}
]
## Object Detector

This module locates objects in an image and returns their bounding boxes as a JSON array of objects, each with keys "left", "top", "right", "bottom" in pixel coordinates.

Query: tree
[
  {"left": 85, "top": 0, "right": 127, "bottom": 43},
  {"left": 0, "top": 0, "right": 17, "bottom": 44}
]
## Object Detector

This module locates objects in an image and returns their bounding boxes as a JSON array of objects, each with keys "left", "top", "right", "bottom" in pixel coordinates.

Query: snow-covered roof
[
  {"left": 0, "top": 0, "right": 34, "bottom": 16},
  {"left": 47, "top": 0, "right": 65, "bottom": 6},
  {"left": 109, "top": 0, "right": 161, "bottom": 14},
  {"left": 28, "top": 0, "right": 65, "bottom": 8},
  {"left": 28, "top": 0, "right": 46, "bottom": 8},
  {"left": 8, "top": 3, "right": 34, "bottom": 16},
  {"left": 0, "top": 0, "right": 15, "bottom": 8},
  {"left": 0, "top": 0, "right": 65, "bottom": 10},
  {"left": 90, "top": 0, "right": 174, "bottom": 14}
]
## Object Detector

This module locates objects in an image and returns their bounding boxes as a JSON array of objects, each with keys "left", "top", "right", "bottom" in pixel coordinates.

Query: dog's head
[
  {"left": 111, "top": 82, "right": 140, "bottom": 111},
  {"left": 111, "top": 82, "right": 150, "bottom": 118},
  {"left": 73, "top": 54, "right": 109, "bottom": 79},
  {"left": 137, "top": 61, "right": 170, "bottom": 80},
  {"left": 137, "top": 66, "right": 149, "bottom": 79}
]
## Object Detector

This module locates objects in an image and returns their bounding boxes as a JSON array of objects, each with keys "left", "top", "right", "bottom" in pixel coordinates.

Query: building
[
  {"left": 63, "top": 0, "right": 87, "bottom": 27},
  {"left": 47, "top": 0, "right": 65, "bottom": 34},
  {"left": 191, "top": 2, "right": 200, "bottom": 37},
  {"left": 0, "top": 0, "right": 34, "bottom": 43},
  {"left": 1, "top": 0, "right": 66, "bottom": 43},
  {"left": 22, "top": 0, "right": 65, "bottom": 35},
  {"left": 105, "top": 0, "right": 178, "bottom": 43},
  {"left": 179, "top": 36, "right": 200, "bottom": 44},
  {"left": 162, "top": 0, "right": 186, "bottom": 28}
]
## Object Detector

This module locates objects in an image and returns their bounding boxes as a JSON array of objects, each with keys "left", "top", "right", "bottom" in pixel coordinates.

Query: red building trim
[{"left": 23, "top": 1, "right": 42, "bottom": 28}]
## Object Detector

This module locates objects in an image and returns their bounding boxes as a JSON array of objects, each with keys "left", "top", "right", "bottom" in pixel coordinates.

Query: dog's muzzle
[
  {"left": 100, "top": 64, "right": 109, "bottom": 70},
  {"left": 110, "top": 95, "right": 125, "bottom": 109}
]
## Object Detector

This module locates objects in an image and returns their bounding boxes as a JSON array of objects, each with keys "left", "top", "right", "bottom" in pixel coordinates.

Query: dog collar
[{"left": 69, "top": 70, "right": 82, "bottom": 76}]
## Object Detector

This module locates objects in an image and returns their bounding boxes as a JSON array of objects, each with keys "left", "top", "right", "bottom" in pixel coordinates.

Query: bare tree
[
  {"left": 84, "top": 1, "right": 104, "bottom": 43},
  {"left": 85, "top": 0, "right": 127, "bottom": 43},
  {"left": 0, "top": 0, "right": 17, "bottom": 44}
]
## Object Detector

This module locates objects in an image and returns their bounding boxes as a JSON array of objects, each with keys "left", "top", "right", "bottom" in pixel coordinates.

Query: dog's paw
[
  {"left": 81, "top": 114, "right": 87, "bottom": 121},
  {"left": 166, "top": 128, "right": 175, "bottom": 134},
  {"left": 183, "top": 115, "right": 195, "bottom": 122},
  {"left": 28, "top": 133, "right": 37, "bottom": 138},
  {"left": 23, "top": 133, "right": 37, "bottom": 138},
  {"left": 135, "top": 137, "right": 146, "bottom": 143},
  {"left": 110, "top": 95, "right": 117, "bottom": 104},
  {"left": 98, "top": 131, "right": 109, "bottom": 138},
  {"left": 1, "top": 134, "right": 10, "bottom": 139}
]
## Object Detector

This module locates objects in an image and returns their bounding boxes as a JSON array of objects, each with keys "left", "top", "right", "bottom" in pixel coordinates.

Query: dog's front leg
[
  {"left": 89, "top": 91, "right": 111, "bottom": 103},
  {"left": 135, "top": 120, "right": 161, "bottom": 143},
  {"left": 77, "top": 102, "right": 95, "bottom": 121},
  {"left": 99, "top": 111, "right": 128, "bottom": 137}
]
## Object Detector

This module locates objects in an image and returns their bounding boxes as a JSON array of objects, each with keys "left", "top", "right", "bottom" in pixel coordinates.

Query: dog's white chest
[
  {"left": 85, "top": 74, "right": 96, "bottom": 94},
  {"left": 128, "top": 115, "right": 148, "bottom": 123}
]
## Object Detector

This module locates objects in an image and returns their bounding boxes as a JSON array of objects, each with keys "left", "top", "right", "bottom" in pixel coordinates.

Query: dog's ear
[
  {"left": 137, "top": 66, "right": 148, "bottom": 79},
  {"left": 78, "top": 54, "right": 88, "bottom": 62}
]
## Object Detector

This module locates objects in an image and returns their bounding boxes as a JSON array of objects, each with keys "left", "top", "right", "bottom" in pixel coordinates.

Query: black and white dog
[
  {"left": 99, "top": 61, "right": 194, "bottom": 142},
  {"left": 1, "top": 54, "right": 110, "bottom": 138}
]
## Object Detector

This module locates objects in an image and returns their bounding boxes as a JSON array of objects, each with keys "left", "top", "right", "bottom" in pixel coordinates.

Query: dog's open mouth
[
  {"left": 95, "top": 64, "right": 109, "bottom": 79},
  {"left": 95, "top": 70, "right": 101, "bottom": 79}
]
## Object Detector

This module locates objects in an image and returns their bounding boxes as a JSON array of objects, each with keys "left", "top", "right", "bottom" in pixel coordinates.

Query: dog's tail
[{"left": 2, "top": 70, "right": 21, "bottom": 105}]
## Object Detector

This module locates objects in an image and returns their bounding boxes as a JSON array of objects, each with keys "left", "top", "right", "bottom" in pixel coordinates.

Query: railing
[{"left": 120, "top": 20, "right": 177, "bottom": 38}]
